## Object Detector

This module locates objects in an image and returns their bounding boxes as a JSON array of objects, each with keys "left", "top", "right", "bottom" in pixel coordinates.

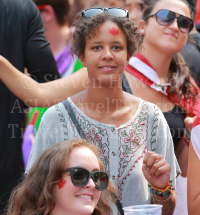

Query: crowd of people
[{"left": 0, "top": 0, "right": 200, "bottom": 215}]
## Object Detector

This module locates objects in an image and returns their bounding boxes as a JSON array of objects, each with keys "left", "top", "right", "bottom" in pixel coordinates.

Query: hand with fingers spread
[{"left": 142, "top": 151, "right": 171, "bottom": 189}]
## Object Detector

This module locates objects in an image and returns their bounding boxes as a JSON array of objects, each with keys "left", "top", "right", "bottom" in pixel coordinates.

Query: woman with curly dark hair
[
  {"left": 4, "top": 139, "right": 115, "bottom": 215},
  {"left": 23, "top": 9, "right": 179, "bottom": 215}
]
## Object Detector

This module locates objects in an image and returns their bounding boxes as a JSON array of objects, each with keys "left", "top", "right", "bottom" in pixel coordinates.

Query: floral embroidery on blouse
[
  {"left": 71, "top": 107, "right": 110, "bottom": 172},
  {"left": 55, "top": 104, "right": 68, "bottom": 140},
  {"left": 118, "top": 102, "right": 149, "bottom": 178},
  {"left": 150, "top": 105, "right": 160, "bottom": 151}
]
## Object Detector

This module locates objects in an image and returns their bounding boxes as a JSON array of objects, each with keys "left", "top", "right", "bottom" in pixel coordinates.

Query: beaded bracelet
[{"left": 148, "top": 180, "right": 175, "bottom": 197}]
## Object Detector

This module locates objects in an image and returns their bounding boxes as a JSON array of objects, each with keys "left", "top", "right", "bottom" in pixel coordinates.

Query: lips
[
  {"left": 76, "top": 194, "right": 93, "bottom": 201},
  {"left": 98, "top": 65, "right": 116, "bottom": 72},
  {"left": 164, "top": 33, "right": 177, "bottom": 39}
]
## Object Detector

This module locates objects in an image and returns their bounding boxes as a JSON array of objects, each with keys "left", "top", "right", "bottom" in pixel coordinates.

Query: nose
[
  {"left": 169, "top": 18, "right": 179, "bottom": 31},
  {"left": 86, "top": 178, "right": 96, "bottom": 189},
  {"left": 101, "top": 47, "right": 114, "bottom": 60}
]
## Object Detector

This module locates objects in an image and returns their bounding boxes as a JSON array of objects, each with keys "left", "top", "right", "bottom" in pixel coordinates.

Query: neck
[
  {"left": 140, "top": 44, "right": 172, "bottom": 83},
  {"left": 83, "top": 80, "right": 126, "bottom": 111},
  {"left": 45, "top": 23, "right": 71, "bottom": 56}
]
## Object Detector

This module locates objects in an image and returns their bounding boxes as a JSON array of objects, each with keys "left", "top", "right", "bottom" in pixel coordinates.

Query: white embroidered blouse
[{"left": 26, "top": 97, "right": 180, "bottom": 214}]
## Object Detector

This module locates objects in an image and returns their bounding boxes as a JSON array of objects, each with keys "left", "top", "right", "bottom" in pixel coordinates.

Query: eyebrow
[
  {"left": 92, "top": 168, "right": 100, "bottom": 172},
  {"left": 91, "top": 41, "right": 122, "bottom": 45}
]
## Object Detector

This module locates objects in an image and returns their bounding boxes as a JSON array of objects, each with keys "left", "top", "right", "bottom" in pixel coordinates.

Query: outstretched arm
[{"left": 0, "top": 56, "right": 88, "bottom": 107}]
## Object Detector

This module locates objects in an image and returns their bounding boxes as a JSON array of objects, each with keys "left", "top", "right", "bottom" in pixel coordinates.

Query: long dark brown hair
[
  {"left": 4, "top": 139, "right": 116, "bottom": 215},
  {"left": 142, "top": 0, "right": 198, "bottom": 103}
]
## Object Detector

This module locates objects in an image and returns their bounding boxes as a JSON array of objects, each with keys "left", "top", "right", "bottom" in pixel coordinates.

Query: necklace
[{"left": 79, "top": 92, "right": 126, "bottom": 125}]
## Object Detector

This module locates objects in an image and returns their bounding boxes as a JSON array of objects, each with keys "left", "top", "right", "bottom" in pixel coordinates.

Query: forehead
[
  {"left": 125, "top": 0, "right": 144, "bottom": 5},
  {"left": 87, "top": 21, "right": 126, "bottom": 42},
  {"left": 152, "top": 0, "right": 191, "bottom": 18},
  {"left": 69, "top": 147, "right": 100, "bottom": 170}
]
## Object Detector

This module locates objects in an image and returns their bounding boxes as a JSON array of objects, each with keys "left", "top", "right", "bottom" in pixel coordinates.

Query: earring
[{"left": 141, "top": 29, "right": 144, "bottom": 33}]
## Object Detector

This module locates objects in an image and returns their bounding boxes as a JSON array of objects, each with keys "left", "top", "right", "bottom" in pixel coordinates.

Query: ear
[
  {"left": 40, "top": 5, "right": 55, "bottom": 23},
  {"left": 78, "top": 54, "right": 87, "bottom": 67},
  {"left": 138, "top": 20, "right": 145, "bottom": 35}
]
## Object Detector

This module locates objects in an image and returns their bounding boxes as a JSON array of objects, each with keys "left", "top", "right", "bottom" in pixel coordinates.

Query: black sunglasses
[
  {"left": 64, "top": 167, "right": 109, "bottom": 191},
  {"left": 82, "top": 7, "right": 129, "bottom": 18},
  {"left": 144, "top": 9, "right": 193, "bottom": 34}
]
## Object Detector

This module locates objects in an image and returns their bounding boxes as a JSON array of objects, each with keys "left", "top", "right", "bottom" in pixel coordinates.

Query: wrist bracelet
[{"left": 148, "top": 180, "right": 175, "bottom": 197}]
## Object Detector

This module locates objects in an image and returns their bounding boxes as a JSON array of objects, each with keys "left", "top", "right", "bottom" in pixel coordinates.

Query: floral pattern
[
  {"left": 55, "top": 104, "right": 68, "bottom": 140},
  {"left": 118, "top": 103, "right": 148, "bottom": 178}
]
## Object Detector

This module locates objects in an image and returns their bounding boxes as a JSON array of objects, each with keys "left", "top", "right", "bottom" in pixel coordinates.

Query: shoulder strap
[
  {"left": 62, "top": 99, "right": 124, "bottom": 215},
  {"left": 116, "top": 199, "right": 124, "bottom": 215},
  {"left": 122, "top": 74, "right": 132, "bottom": 95},
  {"left": 62, "top": 100, "right": 87, "bottom": 139}
]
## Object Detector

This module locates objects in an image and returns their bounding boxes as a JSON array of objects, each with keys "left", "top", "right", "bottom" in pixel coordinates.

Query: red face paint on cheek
[
  {"left": 57, "top": 179, "right": 66, "bottom": 189},
  {"left": 109, "top": 27, "right": 120, "bottom": 38}
]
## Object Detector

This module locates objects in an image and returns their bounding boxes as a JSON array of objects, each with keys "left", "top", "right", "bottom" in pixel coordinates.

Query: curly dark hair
[
  {"left": 142, "top": 0, "right": 198, "bottom": 102},
  {"left": 71, "top": 11, "right": 139, "bottom": 57},
  {"left": 4, "top": 139, "right": 116, "bottom": 215}
]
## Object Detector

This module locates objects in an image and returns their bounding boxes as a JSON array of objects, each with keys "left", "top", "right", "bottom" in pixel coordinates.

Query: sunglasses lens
[
  {"left": 72, "top": 168, "right": 89, "bottom": 186},
  {"left": 83, "top": 8, "right": 104, "bottom": 17},
  {"left": 93, "top": 172, "right": 108, "bottom": 191},
  {"left": 156, "top": 10, "right": 175, "bottom": 26},
  {"left": 108, "top": 8, "right": 128, "bottom": 17},
  {"left": 178, "top": 16, "right": 193, "bottom": 33}
]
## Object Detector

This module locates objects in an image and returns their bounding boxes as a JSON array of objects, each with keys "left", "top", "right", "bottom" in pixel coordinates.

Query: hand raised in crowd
[
  {"left": 142, "top": 151, "right": 170, "bottom": 189},
  {"left": 184, "top": 116, "right": 196, "bottom": 131}
]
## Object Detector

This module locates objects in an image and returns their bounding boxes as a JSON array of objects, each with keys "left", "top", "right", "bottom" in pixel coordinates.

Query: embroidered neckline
[{"left": 65, "top": 97, "right": 142, "bottom": 129}]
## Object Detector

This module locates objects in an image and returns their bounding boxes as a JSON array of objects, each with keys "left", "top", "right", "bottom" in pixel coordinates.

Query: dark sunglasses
[
  {"left": 64, "top": 167, "right": 109, "bottom": 191},
  {"left": 82, "top": 7, "right": 129, "bottom": 18},
  {"left": 144, "top": 9, "right": 193, "bottom": 34}
]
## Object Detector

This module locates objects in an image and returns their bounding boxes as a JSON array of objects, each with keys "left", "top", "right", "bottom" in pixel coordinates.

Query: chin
[{"left": 79, "top": 206, "right": 95, "bottom": 215}]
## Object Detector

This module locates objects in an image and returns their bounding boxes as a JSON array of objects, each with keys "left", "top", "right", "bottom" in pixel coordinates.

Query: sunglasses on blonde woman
[
  {"left": 64, "top": 166, "right": 109, "bottom": 191},
  {"left": 144, "top": 9, "right": 193, "bottom": 34},
  {"left": 82, "top": 7, "right": 129, "bottom": 18}
]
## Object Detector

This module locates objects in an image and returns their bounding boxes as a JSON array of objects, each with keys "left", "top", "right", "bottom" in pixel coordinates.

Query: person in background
[
  {"left": 187, "top": 114, "right": 200, "bottom": 215},
  {"left": 34, "top": 0, "right": 83, "bottom": 78},
  {"left": 28, "top": 0, "right": 83, "bottom": 134},
  {"left": 124, "top": 0, "right": 148, "bottom": 24},
  {"left": 0, "top": 0, "right": 60, "bottom": 213},
  {"left": 181, "top": 0, "right": 200, "bottom": 87},
  {"left": 4, "top": 139, "right": 115, "bottom": 215},
  {"left": 122, "top": 1, "right": 199, "bottom": 215},
  {"left": 70, "top": 0, "right": 125, "bottom": 25}
]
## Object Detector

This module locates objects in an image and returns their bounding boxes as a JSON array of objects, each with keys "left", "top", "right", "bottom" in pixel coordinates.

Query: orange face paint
[
  {"left": 57, "top": 179, "right": 66, "bottom": 189},
  {"left": 109, "top": 27, "right": 120, "bottom": 38}
]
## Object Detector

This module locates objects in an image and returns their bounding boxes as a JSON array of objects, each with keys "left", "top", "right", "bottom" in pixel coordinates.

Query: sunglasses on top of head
[
  {"left": 64, "top": 166, "right": 109, "bottom": 191},
  {"left": 144, "top": 9, "right": 193, "bottom": 34},
  {"left": 82, "top": 7, "right": 129, "bottom": 18}
]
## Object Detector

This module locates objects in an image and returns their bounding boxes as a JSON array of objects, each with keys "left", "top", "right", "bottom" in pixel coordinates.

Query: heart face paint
[
  {"left": 57, "top": 179, "right": 66, "bottom": 189},
  {"left": 109, "top": 27, "right": 120, "bottom": 38}
]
